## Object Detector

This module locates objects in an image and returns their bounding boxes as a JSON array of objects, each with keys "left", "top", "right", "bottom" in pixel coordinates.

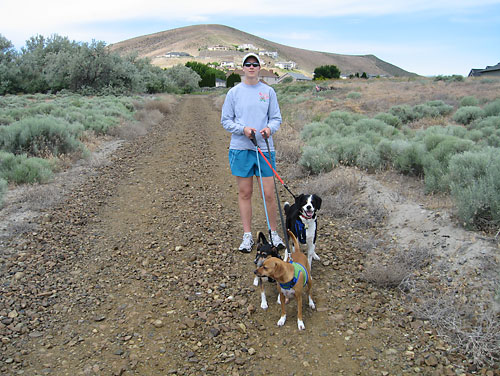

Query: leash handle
[{"left": 249, "top": 130, "right": 258, "bottom": 147}]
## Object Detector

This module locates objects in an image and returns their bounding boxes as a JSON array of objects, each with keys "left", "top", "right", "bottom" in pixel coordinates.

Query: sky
[{"left": 1, "top": 0, "right": 499, "bottom": 77}]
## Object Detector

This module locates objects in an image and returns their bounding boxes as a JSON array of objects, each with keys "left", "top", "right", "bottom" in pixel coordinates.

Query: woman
[{"left": 221, "top": 53, "right": 284, "bottom": 253}]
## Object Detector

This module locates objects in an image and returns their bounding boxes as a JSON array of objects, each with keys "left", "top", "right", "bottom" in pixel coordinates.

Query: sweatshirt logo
[{"left": 259, "top": 92, "right": 269, "bottom": 102}]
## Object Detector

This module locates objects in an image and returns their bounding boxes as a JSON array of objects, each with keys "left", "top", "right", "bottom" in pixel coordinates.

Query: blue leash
[{"left": 250, "top": 132, "right": 273, "bottom": 245}]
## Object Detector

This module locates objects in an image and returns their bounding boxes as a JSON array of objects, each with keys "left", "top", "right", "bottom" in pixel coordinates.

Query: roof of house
[
  {"left": 482, "top": 63, "right": 500, "bottom": 72},
  {"left": 280, "top": 72, "right": 312, "bottom": 81}
]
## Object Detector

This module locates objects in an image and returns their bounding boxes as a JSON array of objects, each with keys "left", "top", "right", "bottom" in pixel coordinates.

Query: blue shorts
[{"left": 229, "top": 149, "right": 276, "bottom": 178}]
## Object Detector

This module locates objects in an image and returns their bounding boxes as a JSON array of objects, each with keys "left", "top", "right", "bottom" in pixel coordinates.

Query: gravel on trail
[{"left": 0, "top": 96, "right": 489, "bottom": 375}]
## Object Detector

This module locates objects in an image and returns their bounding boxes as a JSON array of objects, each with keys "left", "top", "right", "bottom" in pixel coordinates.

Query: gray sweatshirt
[{"left": 221, "top": 82, "right": 282, "bottom": 151}]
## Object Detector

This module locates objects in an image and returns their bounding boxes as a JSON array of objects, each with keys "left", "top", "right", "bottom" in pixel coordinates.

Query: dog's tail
[
  {"left": 287, "top": 229, "right": 299, "bottom": 254},
  {"left": 284, "top": 201, "right": 291, "bottom": 216}
]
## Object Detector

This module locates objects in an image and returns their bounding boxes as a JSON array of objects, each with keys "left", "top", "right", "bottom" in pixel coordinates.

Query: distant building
[
  {"left": 277, "top": 72, "right": 312, "bottom": 83},
  {"left": 220, "top": 61, "right": 235, "bottom": 69},
  {"left": 275, "top": 61, "right": 297, "bottom": 70},
  {"left": 215, "top": 78, "right": 226, "bottom": 88},
  {"left": 468, "top": 62, "right": 500, "bottom": 77},
  {"left": 238, "top": 43, "right": 257, "bottom": 51},
  {"left": 208, "top": 45, "right": 229, "bottom": 51},
  {"left": 164, "top": 52, "right": 191, "bottom": 58},
  {"left": 259, "top": 51, "right": 278, "bottom": 59}
]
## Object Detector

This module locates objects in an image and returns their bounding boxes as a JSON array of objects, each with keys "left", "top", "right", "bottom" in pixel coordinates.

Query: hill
[{"left": 109, "top": 24, "right": 416, "bottom": 77}]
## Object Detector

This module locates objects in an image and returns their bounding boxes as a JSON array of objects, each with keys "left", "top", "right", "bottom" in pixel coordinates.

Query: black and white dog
[
  {"left": 284, "top": 194, "right": 322, "bottom": 268},
  {"left": 253, "top": 231, "right": 282, "bottom": 309}
]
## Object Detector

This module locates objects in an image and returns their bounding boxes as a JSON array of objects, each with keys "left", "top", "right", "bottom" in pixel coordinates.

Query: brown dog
[{"left": 254, "top": 230, "right": 315, "bottom": 330}]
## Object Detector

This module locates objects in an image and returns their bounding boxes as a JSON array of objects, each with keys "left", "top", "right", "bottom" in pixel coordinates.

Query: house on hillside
[
  {"left": 275, "top": 61, "right": 297, "bottom": 70},
  {"left": 468, "top": 62, "right": 500, "bottom": 77},
  {"left": 208, "top": 45, "right": 229, "bottom": 51},
  {"left": 259, "top": 51, "right": 278, "bottom": 59},
  {"left": 277, "top": 72, "right": 312, "bottom": 83},
  {"left": 164, "top": 52, "right": 191, "bottom": 58},
  {"left": 215, "top": 78, "right": 226, "bottom": 88},
  {"left": 238, "top": 43, "right": 257, "bottom": 51},
  {"left": 220, "top": 61, "right": 235, "bottom": 69}
]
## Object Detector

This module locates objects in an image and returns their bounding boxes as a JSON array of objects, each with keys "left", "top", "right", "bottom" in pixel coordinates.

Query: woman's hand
[
  {"left": 243, "top": 126, "right": 257, "bottom": 139},
  {"left": 260, "top": 127, "right": 271, "bottom": 139}
]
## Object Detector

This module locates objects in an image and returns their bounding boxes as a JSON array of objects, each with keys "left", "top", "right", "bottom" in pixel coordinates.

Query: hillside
[{"left": 109, "top": 24, "right": 416, "bottom": 77}]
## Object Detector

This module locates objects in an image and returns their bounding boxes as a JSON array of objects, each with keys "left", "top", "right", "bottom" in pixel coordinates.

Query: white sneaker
[
  {"left": 271, "top": 231, "right": 285, "bottom": 249},
  {"left": 238, "top": 233, "right": 254, "bottom": 253}
]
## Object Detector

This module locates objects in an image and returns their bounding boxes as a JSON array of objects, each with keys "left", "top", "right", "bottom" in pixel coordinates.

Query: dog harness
[
  {"left": 294, "top": 219, "right": 307, "bottom": 244},
  {"left": 279, "top": 260, "right": 308, "bottom": 290}
]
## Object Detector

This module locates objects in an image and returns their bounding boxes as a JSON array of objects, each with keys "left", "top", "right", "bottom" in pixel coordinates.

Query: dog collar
[{"left": 279, "top": 261, "right": 308, "bottom": 290}]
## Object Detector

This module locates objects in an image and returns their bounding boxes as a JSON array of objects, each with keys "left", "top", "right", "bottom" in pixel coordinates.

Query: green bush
[
  {"left": 0, "top": 151, "right": 54, "bottom": 184},
  {"left": 452, "top": 106, "right": 484, "bottom": 125},
  {"left": 449, "top": 148, "right": 500, "bottom": 229},
  {"left": 389, "top": 104, "right": 418, "bottom": 124},
  {"left": 374, "top": 112, "right": 402, "bottom": 128},
  {"left": 483, "top": 99, "right": 500, "bottom": 117},
  {"left": 0, "top": 116, "right": 84, "bottom": 157},
  {"left": 391, "top": 140, "right": 425, "bottom": 176},
  {"left": 347, "top": 91, "right": 361, "bottom": 99},
  {"left": 460, "top": 96, "right": 479, "bottom": 107},
  {"left": 299, "top": 145, "right": 336, "bottom": 174}
]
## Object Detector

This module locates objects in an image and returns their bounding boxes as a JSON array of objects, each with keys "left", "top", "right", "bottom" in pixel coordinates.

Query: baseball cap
[{"left": 242, "top": 53, "right": 261, "bottom": 66}]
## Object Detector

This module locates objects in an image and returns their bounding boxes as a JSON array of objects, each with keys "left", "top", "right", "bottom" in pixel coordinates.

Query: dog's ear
[
  {"left": 313, "top": 194, "right": 322, "bottom": 210},
  {"left": 258, "top": 231, "right": 269, "bottom": 245},
  {"left": 295, "top": 194, "right": 305, "bottom": 206}
]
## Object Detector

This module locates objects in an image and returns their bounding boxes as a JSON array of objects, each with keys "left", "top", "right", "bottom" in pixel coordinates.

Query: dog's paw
[
  {"left": 277, "top": 315, "right": 287, "bottom": 327},
  {"left": 261, "top": 301, "right": 268, "bottom": 310},
  {"left": 309, "top": 298, "right": 316, "bottom": 310},
  {"left": 253, "top": 276, "right": 259, "bottom": 286},
  {"left": 313, "top": 253, "right": 320, "bottom": 261},
  {"left": 297, "top": 319, "right": 305, "bottom": 330},
  {"left": 276, "top": 295, "right": 281, "bottom": 304}
]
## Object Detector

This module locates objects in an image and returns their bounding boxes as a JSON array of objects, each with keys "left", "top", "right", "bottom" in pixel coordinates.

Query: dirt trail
[{"left": 0, "top": 96, "right": 474, "bottom": 375}]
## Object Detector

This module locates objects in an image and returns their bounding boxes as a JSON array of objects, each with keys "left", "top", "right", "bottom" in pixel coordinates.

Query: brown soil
[{"left": 0, "top": 96, "right": 498, "bottom": 375}]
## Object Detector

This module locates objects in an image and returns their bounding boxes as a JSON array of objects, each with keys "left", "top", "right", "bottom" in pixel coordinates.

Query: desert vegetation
[
  {"left": 273, "top": 78, "right": 500, "bottom": 232},
  {"left": 270, "top": 76, "right": 500, "bottom": 367}
]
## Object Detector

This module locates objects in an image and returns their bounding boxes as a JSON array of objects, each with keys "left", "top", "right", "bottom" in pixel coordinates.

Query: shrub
[
  {"left": 0, "top": 116, "right": 84, "bottom": 157},
  {"left": 374, "top": 112, "right": 402, "bottom": 128},
  {"left": 460, "top": 96, "right": 479, "bottom": 107},
  {"left": 389, "top": 104, "right": 418, "bottom": 124},
  {"left": 483, "top": 99, "right": 500, "bottom": 117},
  {"left": 449, "top": 148, "right": 500, "bottom": 229},
  {"left": 347, "top": 91, "right": 361, "bottom": 99},
  {"left": 453, "top": 106, "right": 484, "bottom": 125},
  {"left": 391, "top": 140, "right": 425, "bottom": 176},
  {"left": 299, "top": 145, "right": 336, "bottom": 174},
  {"left": 0, "top": 151, "right": 54, "bottom": 184}
]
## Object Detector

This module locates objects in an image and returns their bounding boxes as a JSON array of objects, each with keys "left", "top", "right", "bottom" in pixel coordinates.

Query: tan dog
[{"left": 254, "top": 230, "right": 315, "bottom": 330}]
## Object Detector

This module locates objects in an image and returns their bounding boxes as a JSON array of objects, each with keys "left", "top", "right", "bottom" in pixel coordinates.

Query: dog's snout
[{"left": 306, "top": 205, "right": 312, "bottom": 210}]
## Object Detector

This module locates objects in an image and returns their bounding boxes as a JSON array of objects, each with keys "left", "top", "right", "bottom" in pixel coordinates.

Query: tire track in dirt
[{"left": 1, "top": 96, "right": 462, "bottom": 375}]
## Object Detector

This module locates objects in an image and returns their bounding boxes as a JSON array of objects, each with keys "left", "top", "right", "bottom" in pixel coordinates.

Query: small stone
[{"left": 152, "top": 319, "right": 164, "bottom": 328}]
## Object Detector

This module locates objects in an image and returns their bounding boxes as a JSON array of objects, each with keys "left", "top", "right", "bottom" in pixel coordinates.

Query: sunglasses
[{"left": 244, "top": 62, "right": 260, "bottom": 67}]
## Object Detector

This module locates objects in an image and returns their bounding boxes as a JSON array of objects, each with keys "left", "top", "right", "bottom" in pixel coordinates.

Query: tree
[
  {"left": 0, "top": 35, "right": 20, "bottom": 94},
  {"left": 185, "top": 61, "right": 225, "bottom": 87},
  {"left": 313, "top": 65, "right": 341, "bottom": 80},
  {"left": 165, "top": 64, "right": 201, "bottom": 93},
  {"left": 226, "top": 72, "right": 241, "bottom": 88}
]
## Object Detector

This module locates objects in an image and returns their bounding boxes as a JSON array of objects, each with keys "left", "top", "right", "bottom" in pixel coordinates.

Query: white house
[
  {"left": 275, "top": 61, "right": 297, "bottom": 70},
  {"left": 259, "top": 51, "right": 278, "bottom": 59},
  {"left": 215, "top": 78, "right": 226, "bottom": 88},
  {"left": 208, "top": 45, "right": 229, "bottom": 51},
  {"left": 164, "top": 52, "right": 191, "bottom": 58},
  {"left": 238, "top": 43, "right": 257, "bottom": 50},
  {"left": 220, "top": 61, "right": 235, "bottom": 69}
]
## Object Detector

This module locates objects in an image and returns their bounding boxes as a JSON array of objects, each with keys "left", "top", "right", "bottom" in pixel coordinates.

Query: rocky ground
[{"left": 0, "top": 96, "right": 499, "bottom": 376}]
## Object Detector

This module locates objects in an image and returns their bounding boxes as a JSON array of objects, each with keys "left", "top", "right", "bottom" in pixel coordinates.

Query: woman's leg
[{"left": 236, "top": 176, "right": 253, "bottom": 232}]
